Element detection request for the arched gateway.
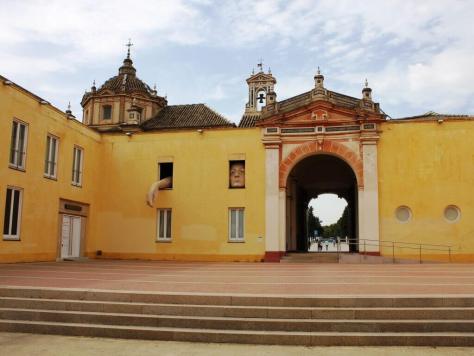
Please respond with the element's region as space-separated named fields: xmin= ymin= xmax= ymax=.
xmin=256 ymin=70 xmax=385 ymax=261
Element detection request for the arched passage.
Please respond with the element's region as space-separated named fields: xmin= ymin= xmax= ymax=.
xmin=285 ymin=153 xmax=359 ymax=252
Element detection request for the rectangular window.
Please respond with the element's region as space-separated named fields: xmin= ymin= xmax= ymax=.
xmin=72 ymin=146 xmax=83 ymax=186
xmin=44 ymin=135 xmax=59 ymax=179
xmin=229 ymin=208 xmax=244 ymax=241
xmin=159 ymin=162 xmax=173 ymax=188
xmin=3 ymin=187 xmax=23 ymax=240
xmin=229 ymin=160 xmax=245 ymax=188
xmin=9 ymin=120 xmax=28 ymax=170
xmin=102 ymin=105 xmax=112 ymax=120
xmin=157 ymin=209 xmax=172 ymax=241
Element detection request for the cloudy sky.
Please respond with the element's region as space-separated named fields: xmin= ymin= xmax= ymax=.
xmin=2 ymin=0 xmax=473 ymax=224
xmin=2 ymin=0 xmax=473 ymax=122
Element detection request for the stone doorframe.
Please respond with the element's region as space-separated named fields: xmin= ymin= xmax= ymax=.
xmin=264 ymin=138 xmax=380 ymax=262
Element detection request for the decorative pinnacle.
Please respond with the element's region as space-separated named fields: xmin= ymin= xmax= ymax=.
xmin=257 ymin=58 xmax=263 ymax=72
xmin=92 ymin=80 xmax=96 ymax=87
xmin=317 ymin=66 xmax=321 ymax=75
xmin=365 ymin=78 xmax=368 ymax=88
xmin=66 ymin=101 xmax=71 ymax=113
xmin=153 ymin=83 xmax=157 ymax=91
xmin=268 ymin=67 xmax=271 ymax=74
xmin=125 ymin=38 xmax=133 ymax=59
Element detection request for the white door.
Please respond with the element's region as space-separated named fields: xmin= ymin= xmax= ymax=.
xmin=61 ymin=215 xmax=81 ymax=258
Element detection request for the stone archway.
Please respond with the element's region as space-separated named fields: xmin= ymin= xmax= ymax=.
xmin=284 ymin=153 xmax=359 ymax=253
xmin=279 ymin=140 xmax=364 ymax=190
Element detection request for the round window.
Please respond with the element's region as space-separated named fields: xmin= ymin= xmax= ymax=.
xmin=395 ymin=206 xmax=412 ymax=223
xmin=444 ymin=205 xmax=460 ymax=223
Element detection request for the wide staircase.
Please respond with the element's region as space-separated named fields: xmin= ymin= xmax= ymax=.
xmin=0 ymin=286 xmax=473 ymax=346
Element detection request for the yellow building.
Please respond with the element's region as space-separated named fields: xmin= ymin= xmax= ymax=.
xmin=1 ymin=52 xmax=473 ymax=263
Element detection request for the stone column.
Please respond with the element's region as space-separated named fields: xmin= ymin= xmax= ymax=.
xmin=358 ymin=138 xmax=380 ymax=254
xmin=264 ymin=144 xmax=281 ymax=261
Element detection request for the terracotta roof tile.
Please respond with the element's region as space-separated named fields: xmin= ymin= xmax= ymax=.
xmin=142 ymin=104 xmax=234 ymax=130
xmin=238 ymin=114 xmax=261 ymax=128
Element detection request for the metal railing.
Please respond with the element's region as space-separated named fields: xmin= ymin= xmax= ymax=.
xmin=311 ymin=238 xmax=453 ymax=263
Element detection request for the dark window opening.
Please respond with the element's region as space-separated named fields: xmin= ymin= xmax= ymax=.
xmin=159 ymin=162 xmax=173 ymax=188
xmin=3 ymin=189 xmax=12 ymax=235
xmin=102 ymin=105 xmax=112 ymax=120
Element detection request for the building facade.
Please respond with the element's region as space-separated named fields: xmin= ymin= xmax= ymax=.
xmin=1 ymin=52 xmax=473 ymax=263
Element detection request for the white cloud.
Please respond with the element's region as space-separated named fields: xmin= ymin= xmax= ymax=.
xmin=0 ymin=0 xmax=473 ymax=118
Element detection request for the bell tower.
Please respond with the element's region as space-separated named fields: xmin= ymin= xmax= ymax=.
xmin=244 ymin=60 xmax=277 ymax=114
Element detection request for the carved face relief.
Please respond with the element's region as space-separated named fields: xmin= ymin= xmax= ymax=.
xmin=229 ymin=162 xmax=245 ymax=188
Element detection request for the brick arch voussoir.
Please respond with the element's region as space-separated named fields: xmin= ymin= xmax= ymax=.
xmin=279 ymin=141 xmax=363 ymax=189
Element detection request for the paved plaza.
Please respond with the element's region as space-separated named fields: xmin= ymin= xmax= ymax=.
xmin=1 ymin=259 xmax=474 ymax=296
xmin=1 ymin=332 xmax=473 ymax=356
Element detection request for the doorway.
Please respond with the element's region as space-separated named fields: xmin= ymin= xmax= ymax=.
xmin=60 ymin=215 xmax=82 ymax=259
xmin=286 ymin=154 xmax=358 ymax=252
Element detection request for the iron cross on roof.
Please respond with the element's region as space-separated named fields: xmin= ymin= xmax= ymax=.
xmin=125 ymin=39 xmax=133 ymax=59
xmin=257 ymin=92 xmax=265 ymax=103
xmin=257 ymin=58 xmax=263 ymax=72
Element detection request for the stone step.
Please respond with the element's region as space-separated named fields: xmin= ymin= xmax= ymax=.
xmin=1 ymin=319 xmax=473 ymax=346
xmin=2 ymin=287 xmax=473 ymax=307
xmin=281 ymin=253 xmax=339 ymax=263
xmin=1 ymin=308 xmax=473 ymax=333
xmin=2 ymin=297 xmax=474 ymax=320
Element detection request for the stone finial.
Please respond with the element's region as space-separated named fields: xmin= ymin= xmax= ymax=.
xmin=66 ymin=101 xmax=72 ymax=114
xmin=91 ymin=80 xmax=96 ymax=92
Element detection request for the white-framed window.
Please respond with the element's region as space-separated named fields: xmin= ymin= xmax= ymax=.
xmin=9 ymin=120 xmax=28 ymax=170
xmin=3 ymin=187 xmax=23 ymax=241
xmin=72 ymin=146 xmax=83 ymax=187
xmin=229 ymin=208 xmax=244 ymax=241
xmin=157 ymin=209 xmax=172 ymax=241
xmin=44 ymin=134 xmax=59 ymax=179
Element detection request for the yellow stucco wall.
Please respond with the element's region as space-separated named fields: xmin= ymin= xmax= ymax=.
xmin=378 ymin=119 xmax=474 ymax=262
xmin=89 ymin=128 xmax=266 ymax=261
xmin=0 ymin=82 xmax=103 ymax=262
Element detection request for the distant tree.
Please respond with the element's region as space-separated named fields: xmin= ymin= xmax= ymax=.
xmin=321 ymin=205 xmax=349 ymax=239
xmin=307 ymin=206 xmax=323 ymax=237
